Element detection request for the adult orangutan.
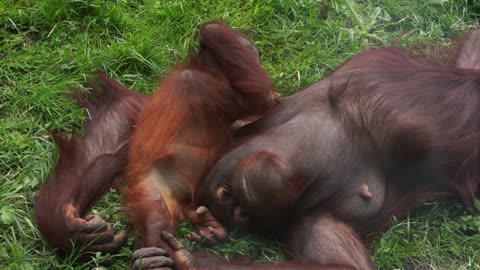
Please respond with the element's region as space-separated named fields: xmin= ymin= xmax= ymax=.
xmin=144 ymin=29 xmax=480 ymax=270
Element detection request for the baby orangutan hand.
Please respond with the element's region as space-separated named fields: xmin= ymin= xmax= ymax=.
xmin=186 ymin=206 xmax=227 ymax=247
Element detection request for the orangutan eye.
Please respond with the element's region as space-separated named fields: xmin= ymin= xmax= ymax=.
xmin=234 ymin=206 xmax=249 ymax=221
xmin=216 ymin=186 xmax=231 ymax=201
xmin=239 ymin=207 xmax=248 ymax=216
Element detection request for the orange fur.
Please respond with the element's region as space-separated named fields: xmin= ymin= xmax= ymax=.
xmin=121 ymin=21 xmax=277 ymax=249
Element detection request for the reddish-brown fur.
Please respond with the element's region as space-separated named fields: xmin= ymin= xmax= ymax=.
xmin=156 ymin=29 xmax=480 ymax=270
xmin=35 ymin=73 xmax=147 ymax=255
xmin=121 ymin=21 xmax=276 ymax=256
xmin=456 ymin=29 xmax=480 ymax=70
xmin=34 ymin=21 xmax=276 ymax=261
xmin=35 ymin=25 xmax=480 ymax=270
xmin=316 ymin=45 xmax=480 ymax=237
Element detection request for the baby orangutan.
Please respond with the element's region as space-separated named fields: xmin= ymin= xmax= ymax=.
xmin=122 ymin=21 xmax=277 ymax=269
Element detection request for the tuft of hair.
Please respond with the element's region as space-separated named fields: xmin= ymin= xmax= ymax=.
xmin=456 ymin=29 xmax=480 ymax=70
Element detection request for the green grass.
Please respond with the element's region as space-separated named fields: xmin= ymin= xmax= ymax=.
xmin=1 ymin=0 xmax=479 ymax=269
